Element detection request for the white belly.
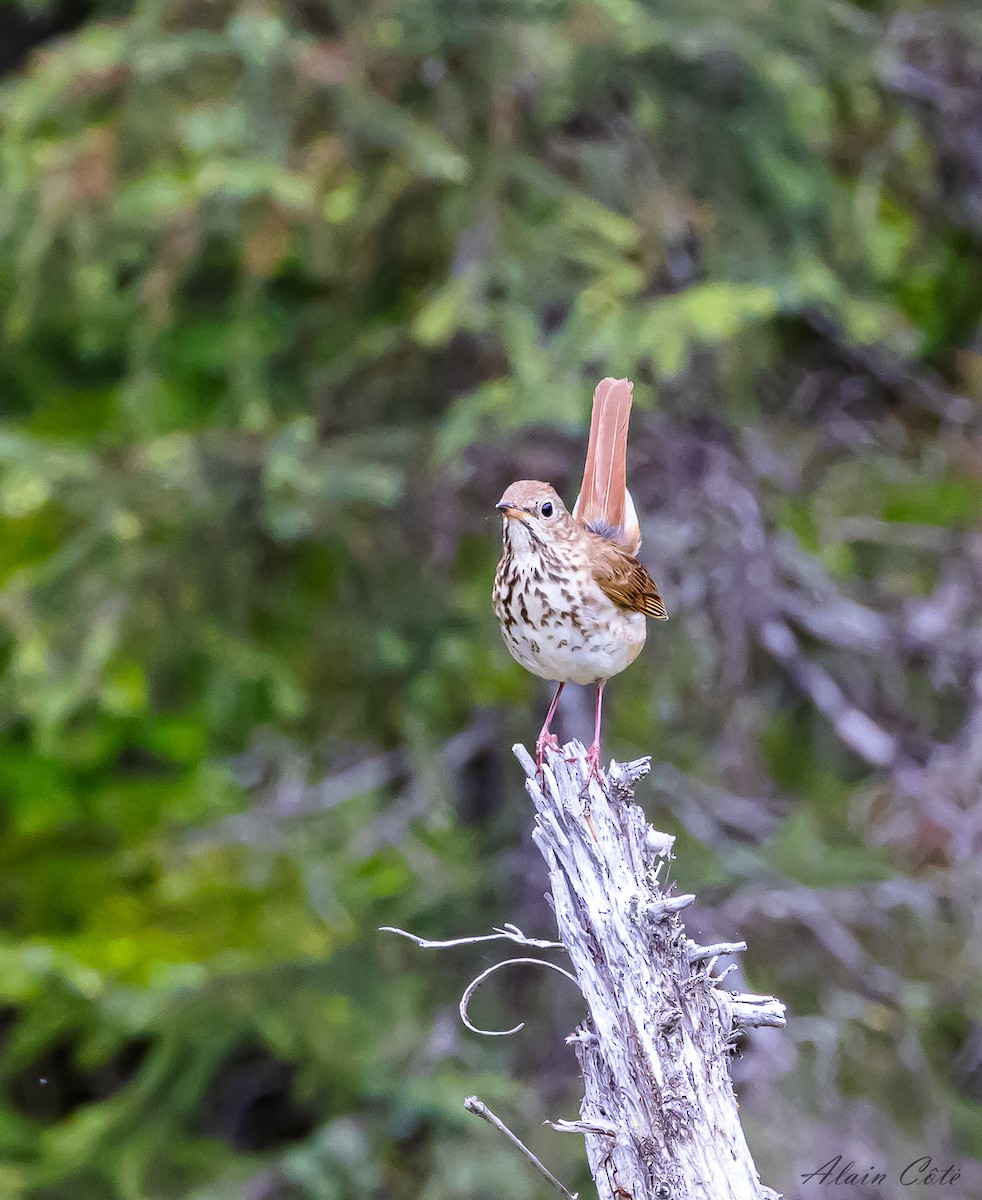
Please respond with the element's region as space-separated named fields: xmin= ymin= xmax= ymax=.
xmin=496 ymin=572 xmax=647 ymax=686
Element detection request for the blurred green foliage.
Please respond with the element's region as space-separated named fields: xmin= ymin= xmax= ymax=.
xmin=0 ymin=0 xmax=981 ymax=1197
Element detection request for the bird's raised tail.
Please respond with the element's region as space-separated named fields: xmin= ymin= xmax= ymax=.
xmin=572 ymin=377 xmax=642 ymax=554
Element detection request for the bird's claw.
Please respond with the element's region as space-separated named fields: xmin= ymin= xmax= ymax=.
xmin=578 ymin=742 xmax=604 ymax=796
xmin=536 ymin=731 xmax=560 ymax=774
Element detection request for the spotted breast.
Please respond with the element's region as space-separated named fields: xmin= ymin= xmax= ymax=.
xmin=492 ymin=488 xmax=649 ymax=688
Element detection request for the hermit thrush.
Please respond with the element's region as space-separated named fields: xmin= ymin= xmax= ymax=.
xmin=492 ymin=377 xmax=668 ymax=778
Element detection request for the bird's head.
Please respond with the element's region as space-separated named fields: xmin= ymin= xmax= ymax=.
xmin=496 ymin=481 xmax=573 ymax=550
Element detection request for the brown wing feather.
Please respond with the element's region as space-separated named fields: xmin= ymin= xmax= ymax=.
xmin=591 ymin=540 xmax=669 ymax=620
xmin=573 ymin=377 xmax=631 ymax=540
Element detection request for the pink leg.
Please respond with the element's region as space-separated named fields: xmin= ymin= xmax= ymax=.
xmin=536 ymin=682 xmax=565 ymax=771
xmin=584 ymin=680 xmax=606 ymax=782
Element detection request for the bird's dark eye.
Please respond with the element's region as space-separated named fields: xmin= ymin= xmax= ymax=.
xmin=541 ymin=502 xmax=554 ymax=518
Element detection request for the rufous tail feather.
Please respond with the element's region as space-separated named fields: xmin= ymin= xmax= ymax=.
xmin=572 ymin=377 xmax=642 ymax=554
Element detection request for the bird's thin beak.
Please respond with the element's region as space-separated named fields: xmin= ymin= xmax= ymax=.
xmin=496 ymin=503 xmax=525 ymax=520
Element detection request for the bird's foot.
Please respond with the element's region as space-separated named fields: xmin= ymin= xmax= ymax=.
xmin=535 ymin=731 xmax=560 ymax=774
xmin=579 ymin=744 xmax=604 ymax=841
xmin=580 ymin=741 xmax=605 ymax=794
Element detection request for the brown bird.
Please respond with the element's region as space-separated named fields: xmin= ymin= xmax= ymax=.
xmin=492 ymin=377 xmax=668 ymax=779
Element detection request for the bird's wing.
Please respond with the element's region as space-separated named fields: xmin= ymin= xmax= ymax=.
xmin=591 ymin=540 xmax=668 ymax=620
xmin=572 ymin=377 xmax=642 ymax=554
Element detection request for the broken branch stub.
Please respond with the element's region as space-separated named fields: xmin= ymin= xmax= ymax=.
xmin=519 ymin=739 xmax=784 ymax=1200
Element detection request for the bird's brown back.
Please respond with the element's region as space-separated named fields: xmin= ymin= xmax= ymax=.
xmin=587 ymin=530 xmax=668 ymax=620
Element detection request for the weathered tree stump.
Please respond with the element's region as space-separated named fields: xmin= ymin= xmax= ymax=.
xmin=385 ymin=738 xmax=785 ymax=1200
xmin=519 ymin=740 xmax=784 ymax=1200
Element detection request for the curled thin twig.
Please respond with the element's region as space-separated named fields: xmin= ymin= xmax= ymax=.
xmin=460 ymin=956 xmax=581 ymax=1036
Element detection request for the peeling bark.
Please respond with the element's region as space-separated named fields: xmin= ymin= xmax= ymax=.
xmin=385 ymin=737 xmax=785 ymax=1199
xmin=520 ymin=740 xmax=784 ymax=1200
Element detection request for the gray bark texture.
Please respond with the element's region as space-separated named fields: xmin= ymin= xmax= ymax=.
xmin=519 ymin=738 xmax=785 ymax=1200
